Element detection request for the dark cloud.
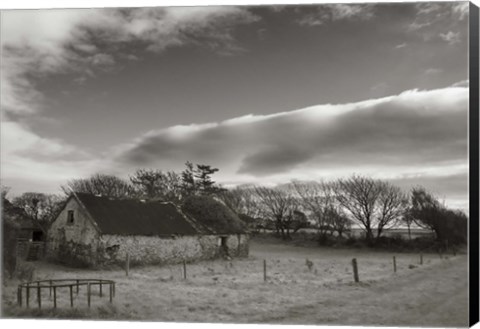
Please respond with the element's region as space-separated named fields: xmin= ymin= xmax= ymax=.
xmin=238 ymin=146 xmax=312 ymax=175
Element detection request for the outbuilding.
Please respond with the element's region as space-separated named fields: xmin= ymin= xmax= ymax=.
xmin=46 ymin=193 xmax=249 ymax=267
xmin=3 ymin=198 xmax=46 ymax=261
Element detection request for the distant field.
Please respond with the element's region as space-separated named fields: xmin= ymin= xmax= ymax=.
xmin=2 ymin=237 xmax=467 ymax=326
xmin=296 ymin=227 xmax=435 ymax=239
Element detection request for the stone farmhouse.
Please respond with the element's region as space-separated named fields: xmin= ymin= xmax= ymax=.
xmin=46 ymin=193 xmax=249 ymax=267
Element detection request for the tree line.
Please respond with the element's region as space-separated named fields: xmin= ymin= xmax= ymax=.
xmin=220 ymin=176 xmax=467 ymax=246
xmin=1 ymin=162 xmax=224 ymax=229
xmin=2 ymin=164 xmax=468 ymax=247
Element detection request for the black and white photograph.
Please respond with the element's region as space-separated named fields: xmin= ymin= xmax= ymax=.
xmin=1 ymin=0 xmax=478 ymax=327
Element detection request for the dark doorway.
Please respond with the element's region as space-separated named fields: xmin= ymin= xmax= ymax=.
xmin=32 ymin=231 xmax=43 ymax=241
xmin=220 ymin=236 xmax=228 ymax=257
xmin=220 ymin=236 xmax=227 ymax=247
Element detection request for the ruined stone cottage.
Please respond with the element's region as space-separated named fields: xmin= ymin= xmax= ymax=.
xmin=46 ymin=193 xmax=249 ymax=267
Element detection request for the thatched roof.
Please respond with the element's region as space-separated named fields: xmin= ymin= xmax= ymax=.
xmin=181 ymin=195 xmax=248 ymax=235
xmin=74 ymin=193 xmax=197 ymax=236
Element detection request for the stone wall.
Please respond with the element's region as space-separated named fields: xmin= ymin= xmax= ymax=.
xmin=96 ymin=234 xmax=249 ymax=266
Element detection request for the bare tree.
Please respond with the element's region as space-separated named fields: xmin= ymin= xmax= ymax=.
xmin=219 ymin=188 xmax=244 ymax=214
xmin=334 ymin=175 xmax=381 ymax=242
xmin=130 ymin=169 xmax=164 ymax=199
xmin=218 ymin=186 xmax=265 ymax=232
xmin=324 ymin=205 xmax=352 ymax=238
xmin=130 ymin=169 xmax=183 ymax=203
xmin=334 ymin=175 xmax=407 ymax=242
xmin=62 ymin=173 xmax=136 ymax=199
xmin=402 ymin=212 xmax=415 ymax=240
xmin=376 ymin=182 xmax=408 ymax=238
xmin=253 ymin=186 xmax=298 ymax=240
xmin=292 ymin=180 xmax=336 ymax=238
xmin=219 ymin=186 xmax=260 ymax=218
xmin=161 ymin=171 xmax=184 ymax=203
xmin=289 ymin=209 xmax=309 ymax=233
xmin=12 ymin=192 xmax=66 ymax=229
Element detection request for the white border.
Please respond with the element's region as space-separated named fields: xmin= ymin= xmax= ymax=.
xmin=1 ymin=1 xmax=478 ymax=329
xmin=0 ymin=0 xmax=479 ymax=10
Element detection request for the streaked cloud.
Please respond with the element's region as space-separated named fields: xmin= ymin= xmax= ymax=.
xmin=408 ymin=2 xmax=468 ymax=42
xmin=113 ymin=85 xmax=468 ymax=210
xmin=0 ymin=4 xmax=469 ymax=212
xmin=1 ymin=6 xmax=259 ymax=193
xmin=452 ymin=1 xmax=469 ymax=21
xmin=297 ymin=3 xmax=375 ymax=26
xmin=425 ymin=68 xmax=443 ymax=75
xmin=1 ymin=121 xmax=98 ymax=193
xmin=439 ymin=31 xmax=461 ymax=44
xmin=1 ymin=7 xmax=259 ymax=117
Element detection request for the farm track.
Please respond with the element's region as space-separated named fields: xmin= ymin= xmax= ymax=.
xmin=256 ymin=255 xmax=468 ymax=327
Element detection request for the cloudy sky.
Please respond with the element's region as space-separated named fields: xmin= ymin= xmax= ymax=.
xmin=0 ymin=1 xmax=470 ymax=211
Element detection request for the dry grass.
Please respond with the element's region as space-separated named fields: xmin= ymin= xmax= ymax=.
xmin=1 ymin=237 xmax=468 ymax=326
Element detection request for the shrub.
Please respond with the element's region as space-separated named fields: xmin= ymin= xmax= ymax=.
xmin=344 ymin=236 xmax=365 ymax=248
xmin=14 ymin=261 xmax=35 ymax=282
xmin=317 ymin=234 xmax=336 ymax=246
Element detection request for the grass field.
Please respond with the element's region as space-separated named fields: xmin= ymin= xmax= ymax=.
xmin=1 ymin=236 xmax=468 ymax=327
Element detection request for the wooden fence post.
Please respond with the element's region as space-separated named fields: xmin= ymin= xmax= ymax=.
xmin=37 ymin=285 xmax=41 ymax=309
xmin=87 ymin=283 xmax=91 ymax=308
xmin=70 ymin=285 xmax=74 ymax=308
xmin=126 ymin=254 xmax=130 ymax=277
xmin=99 ymin=282 xmax=103 ymax=297
xmin=76 ymin=279 xmax=79 ymax=294
xmin=420 ymin=254 xmax=423 ymax=265
xmin=26 ymin=284 xmax=30 ymax=308
xmin=352 ymin=258 xmax=359 ymax=283
xmin=393 ymin=256 xmax=397 ymax=273
xmin=263 ymin=259 xmax=267 ymax=282
xmin=53 ymin=286 xmax=57 ymax=309
xmin=109 ymin=283 xmax=113 ymax=303
xmin=183 ymin=260 xmax=187 ymax=280
xmin=49 ymin=280 xmax=52 ymax=297
xmin=17 ymin=286 xmax=22 ymax=307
